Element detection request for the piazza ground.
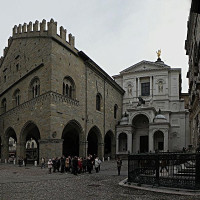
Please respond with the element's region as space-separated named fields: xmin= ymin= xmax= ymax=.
xmin=0 ymin=160 xmax=199 ymax=200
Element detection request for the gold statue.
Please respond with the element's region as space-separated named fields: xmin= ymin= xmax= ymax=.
xmin=156 ymin=49 xmax=161 ymax=58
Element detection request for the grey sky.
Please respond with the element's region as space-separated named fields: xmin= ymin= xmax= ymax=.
xmin=0 ymin=0 xmax=191 ymax=92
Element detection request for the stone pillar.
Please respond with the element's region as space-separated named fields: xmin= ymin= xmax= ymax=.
xmin=116 ymin=133 xmax=119 ymax=154
xmin=149 ymin=130 xmax=154 ymax=152
xmin=38 ymin=139 xmax=63 ymax=163
xmin=127 ymin=132 xmax=132 ymax=153
xmin=111 ymin=139 xmax=116 ymax=159
xmin=79 ymin=140 xmax=87 ymax=158
xmin=164 ymin=130 xmax=169 ymax=152
xmin=1 ymin=139 xmax=9 ymax=162
xmin=16 ymin=142 xmax=26 ymax=161
xmin=150 ymin=76 xmax=153 ymax=96
xmin=98 ymin=143 xmax=104 ymax=160
xmin=138 ymin=77 xmax=140 ymax=97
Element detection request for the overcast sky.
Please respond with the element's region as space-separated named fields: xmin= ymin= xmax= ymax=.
xmin=0 ymin=0 xmax=191 ymax=92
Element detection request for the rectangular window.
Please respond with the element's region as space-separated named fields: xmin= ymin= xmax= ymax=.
xmin=16 ymin=64 xmax=19 ymax=71
xmin=141 ymin=82 xmax=150 ymax=96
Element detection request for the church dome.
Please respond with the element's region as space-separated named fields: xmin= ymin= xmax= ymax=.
xmin=155 ymin=114 xmax=166 ymax=120
xmin=120 ymin=113 xmax=129 ymax=125
xmin=154 ymin=114 xmax=167 ymax=123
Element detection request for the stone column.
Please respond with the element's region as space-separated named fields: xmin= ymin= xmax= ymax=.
xmin=138 ymin=78 xmax=140 ymax=97
xmin=1 ymin=138 xmax=9 ymax=162
xmin=16 ymin=142 xmax=26 ymax=161
xmin=38 ymin=139 xmax=63 ymax=163
xmin=116 ymin=133 xmax=119 ymax=154
xmin=164 ymin=130 xmax=169 ymax=152
xmin=127 ymin=132 xmax=132 ymax=153
xmin=98 ymin=143 xmax=104 ymax=160
xmin=79 ymin=140 xmax=87 ymax=158
xmin=148 ymin=130 xmax=154 ymax=152
xmin=150 ymin=76 xmax=153 ymax=96
xmin=111 ymin=137 xmax=116 ymax=159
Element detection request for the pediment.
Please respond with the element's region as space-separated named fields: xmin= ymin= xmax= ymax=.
xmin=120 ymin=60 xmax=170 ymax=74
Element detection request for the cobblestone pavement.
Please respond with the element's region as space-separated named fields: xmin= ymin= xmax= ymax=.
xmin=0 ymin=160 xmax=199 ymax=200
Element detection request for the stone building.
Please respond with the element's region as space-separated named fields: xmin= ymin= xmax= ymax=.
xmin=185 ymin=0 xmax=200 ymax=150
xmin=113 ymin=57 xmax=190 ymax=155
xmin=0 ymin=19 xmax=124 ymax=162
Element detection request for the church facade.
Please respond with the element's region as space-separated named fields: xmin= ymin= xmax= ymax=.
xmin=0 ymin=19 xmax=124 ymax=162
xmin=113 ymin=58 xmax=190 ymax=155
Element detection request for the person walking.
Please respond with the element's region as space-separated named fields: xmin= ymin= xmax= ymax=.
xmin=41 ymin=157 xmax=45 ymax=169
xmin=94 ymin=157 xmax=100 ymax=173
xmin=87 ymin=156 xmax=93 ymax=174
xmin=60 ymin=157 xmax=65 ymax=173
xmin=117 ymin=157 xmax=122 ymax=176
xmin=24 ymin=157 xmax=27 ymax=167
xmin=47 ymin=159 xmax=53 ymax=174
xmin=65 ymin=157 xmax=70 ymax=173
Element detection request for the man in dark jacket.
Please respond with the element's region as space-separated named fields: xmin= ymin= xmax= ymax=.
xmin=73 ymin=156 xmax=78 ymax=175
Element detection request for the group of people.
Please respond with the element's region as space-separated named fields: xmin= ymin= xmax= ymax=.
xmin=45 ymin=155 xmax=102 ymax=175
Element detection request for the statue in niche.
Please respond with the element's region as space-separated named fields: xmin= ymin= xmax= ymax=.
xmin=158 ymin=81 xmax=163 ymax=93
xmin=127 ymin=84 xmax=132 ymax=96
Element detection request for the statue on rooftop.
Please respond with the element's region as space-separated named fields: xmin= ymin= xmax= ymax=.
xmin=156 ymin=49 xmax=161 ymax=58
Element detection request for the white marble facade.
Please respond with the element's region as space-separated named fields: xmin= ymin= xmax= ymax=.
xmin=113 ymin=59 xmax=190 ymax=154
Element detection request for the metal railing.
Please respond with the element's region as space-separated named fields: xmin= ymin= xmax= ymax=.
xmin=128 ymin=152 xmax=200 ymax=190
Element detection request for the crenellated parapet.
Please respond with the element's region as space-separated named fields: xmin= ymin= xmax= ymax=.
xmin=12 ymin=18 xmax=75 ymax=46
xmin=0 ymin=19 xmax=76 ymax=67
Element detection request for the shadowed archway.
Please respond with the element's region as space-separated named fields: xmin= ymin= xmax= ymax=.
xmin=87 ymin=126 xmax=102 ymax=157
xmin=4 ymin=127 xmax=17 ymax=161
xmin=62 ymin=120 xmax=83 ymax=157
xmin=104 ymin=130 xmax=115 ymax=159
xmin=132 ymin=114 xmax=149 ymax=153
xmin=154 ymin=131 xmax=164 ymax=151
xmin=20 ymin=121 xmax=40 ymax=164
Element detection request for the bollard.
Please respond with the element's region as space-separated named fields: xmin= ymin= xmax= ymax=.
xmin=102 ymin=157 xmax=104 ymax=162
xmin=5 ymin=159 xmax=7 ymax=164
xmin=13 ymin=159 xmax=16 ymax=165
xmin=34 ymin=161 xmax=37 ymax=167
xmin=23 ymin=161 xmax=25 ymax=166
xmin=108 ymin=157 xmax=110 ymax=161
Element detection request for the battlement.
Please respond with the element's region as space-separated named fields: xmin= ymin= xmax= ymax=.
xmin=0 ymin=19 xmax=76 ymax=67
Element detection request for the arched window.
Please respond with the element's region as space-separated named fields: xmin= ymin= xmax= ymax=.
xmin=114 ymin=104 xmax=118 ymax=119
xmin=63 ymin=76 xmax=75 ymax=99
xmin=29 ymin=78 xmax=40 ymax=99
xmin=118 ymin=132 xmax=127 ymax=152
xmin=13 ymin=89 xmax=20 ymax=107
xmin=96 ymin=93 xmax=101 ymax=111
xmin=1 ymin=98 xmax=6 ymax=113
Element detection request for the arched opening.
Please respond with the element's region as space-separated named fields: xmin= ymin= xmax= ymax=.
xmin=154 ymin=131 xmax=164 ymax=152
xmin=28 ymin=77 xmax=40 ymax=100
xmin=132 ymin=114 xmax=149 ymax=153
xmin=104 ymin=131 xmax=115 ymax=159
xmin=114 ymin=104 xmax=118 ymax=119
xmin=1 ymin=98 xmax=6 ymax=114
xmin=63 ymin=76 xmax=76 ymax=99
xmin=62 ymin=120 xmax=82 ymax=157
xmin=87 ymin=126 xmax=102 ymax=156
xmin=118 ymin=132 xmax=127 ymax=152
xmin=5 ymin=128 xmax=17 ymax=162
xmin=13 ymin=89 xmax=20 ymax=107
xmin=96 ymin=93 xmax=102 ymax=111
xmin=21 ymin=122 xmax=40 ymax=164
